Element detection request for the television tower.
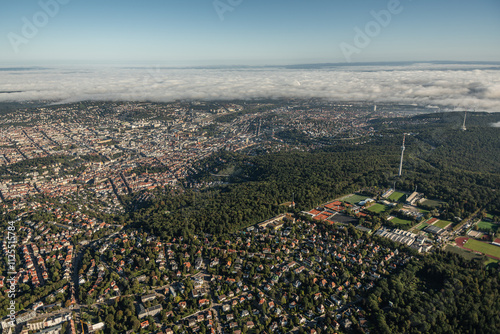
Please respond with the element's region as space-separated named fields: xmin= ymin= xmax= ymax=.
xmin=461 ymin=110 xmax=467 ymax=131
xmin=398 ymin=134 xmax=406 ymax=177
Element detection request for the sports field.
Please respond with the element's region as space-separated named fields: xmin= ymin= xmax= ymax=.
xmin=477 ymin=221 xmax=499 ymax=232
xmin=434 ymin=220 xmax=453 ymax=229
xmin=366 ymin=203 xmax=389 ymax=213
xmin=343 ymin=194 xmax=368 ymax=205
xmin=464 ymin=239 xmax=500 ymax=259
xmin=388 ymin=191 xmax=405 ymax=202
xmin=390 ymin=217 xmax=413 ymax=226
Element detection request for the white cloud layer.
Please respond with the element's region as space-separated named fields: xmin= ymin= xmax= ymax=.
xmin=0 ymin=63 xmax=499 ymax=111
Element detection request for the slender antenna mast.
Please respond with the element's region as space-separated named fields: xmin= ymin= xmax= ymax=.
xmin=398 ymin=134 xmax=406 ymax=177
xmin=461 ymin=110 xmax=467 ymax=131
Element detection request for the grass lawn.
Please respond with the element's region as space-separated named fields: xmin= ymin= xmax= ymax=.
xmin=464 ymin=239 xmax=500 ymax=258
xmin=390 ymin=217 xmax=413 ymax=226
xmin=420 ymin=199 xmax=443 ymax=208
xmin=388 ymin=191 xmax=405 ymax=202
xmin=343 ymin=194 xmax=369 ymax=205
xmin=477 ymin=220 xmax=499 ymax=232
xmin=434 ymin=220 xmax=453 ymax=229
xmin=444 ymin=245 xmax=482 ymax=261
xmin=366 ymin=203 xmax=389 ymax=213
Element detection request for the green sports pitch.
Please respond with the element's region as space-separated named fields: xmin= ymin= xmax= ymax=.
xmin=388 ymin=191 xmax=405 ymax=202
xmin=343 ymin=194 xmax=369 ymax=205
xmin=477 ymin=221 xmax=499 ymax=232
xmin=433 ymin=220 xmax=453 ymax=229
xmin=366 ymin=203 xmax=389 ymax=213
xmin=464 ymin=239 xmax=500 ymax=259
xmin=389 ymin=217 xmax=413 ymax=226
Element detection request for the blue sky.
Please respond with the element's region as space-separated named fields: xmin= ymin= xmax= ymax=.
xmin=1 ymin=0 xmax=499 ymax=65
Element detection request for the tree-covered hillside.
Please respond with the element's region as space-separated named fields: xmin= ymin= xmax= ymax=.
xmin=366 ymin=251 xmax=500 ymax=334
xmin=128 ymin=112 xmax=500 ymax=238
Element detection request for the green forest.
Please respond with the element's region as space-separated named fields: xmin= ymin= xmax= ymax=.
xmin=126 ymin=146 xmax=399 ymax=238
xmin=127 ymin=112 xmax=500 ymax=238
xmin=365 ymin=251 xmax=499 ymax=333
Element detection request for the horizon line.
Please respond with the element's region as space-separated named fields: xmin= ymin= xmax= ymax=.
xmin=1 ymin=60 xmax=500 ymax=70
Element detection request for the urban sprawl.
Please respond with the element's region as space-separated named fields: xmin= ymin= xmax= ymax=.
xmin=0 ymin=101 xmax=498 ymax=334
